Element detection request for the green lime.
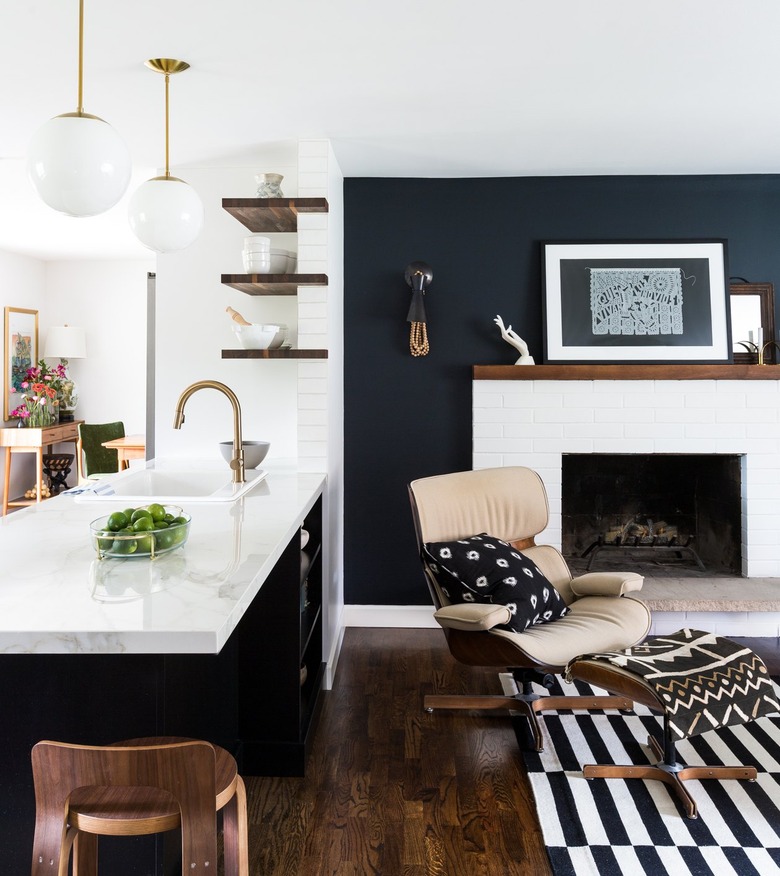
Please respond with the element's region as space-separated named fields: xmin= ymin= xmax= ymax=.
xmin=135 ymin=534 xmax=154 ymax=554
xmin=154 ymin=520 xmax=169 ymax=529
xmin=106 ymin=511 xmax=129 ymax=532
xmin=155 ymin=530 xmax=175 ymax=550
xmin=111 ymin=538 xmax=138 ymax=555
xmin=172 ymin=516 xmax=188 ymax=526
xmin=130 ymin=508 xmax=152 ymax=524
xmin=95 ymin=530 xmax=114 ymax=550
xmin=147 ymin=503 xmax=167 ymax=522
xmin=123 ymin=508 xmax=137 ymax=521
xmin=163 ymin=513 xmax=175 ymax=524
xmin=169 ymin=525 xmax=187 ymax=546
xmin=132 ymin=517 xmax=154 ymax=532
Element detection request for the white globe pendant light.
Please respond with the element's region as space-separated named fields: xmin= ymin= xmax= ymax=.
xmin=128 ymin=59 xmax=203 ymax=253
xmin=27 ymin=0 xmax=131 ymax=217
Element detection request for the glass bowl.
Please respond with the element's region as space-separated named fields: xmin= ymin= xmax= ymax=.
xmin=90 ymin=504 xmax=191 ymax=560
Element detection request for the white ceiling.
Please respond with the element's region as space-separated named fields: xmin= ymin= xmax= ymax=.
xmin=2 ymin=0 xmax=780 ymax=261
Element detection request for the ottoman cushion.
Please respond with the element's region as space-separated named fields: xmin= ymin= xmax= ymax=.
xmin=567 ymin=628 xmax=779 ymax=741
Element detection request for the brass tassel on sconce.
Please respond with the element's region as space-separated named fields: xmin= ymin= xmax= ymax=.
xmin=405 ymin=261 xmax=433 ymax=357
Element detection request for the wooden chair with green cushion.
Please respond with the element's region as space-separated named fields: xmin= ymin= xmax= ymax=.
xmin=76 ymin=421 xmax=125 ymax=482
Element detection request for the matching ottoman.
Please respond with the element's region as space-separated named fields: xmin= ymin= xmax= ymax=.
xmin=567 ymin=628 xmax=779 ymax=818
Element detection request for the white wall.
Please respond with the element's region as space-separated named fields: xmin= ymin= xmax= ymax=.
xmin=0 ymin=250 xmax=46 ymax=499
xmin=43 ymin=260 xmax=152 ymax=434
xmin=0 ymin=251 xmax=151 ymax=500
xmin=154 ymin=162 xmax=301 ymax=463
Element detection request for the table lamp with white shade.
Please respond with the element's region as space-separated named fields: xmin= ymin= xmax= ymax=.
xmin=44 ymin=326 xmax=87 ymax=422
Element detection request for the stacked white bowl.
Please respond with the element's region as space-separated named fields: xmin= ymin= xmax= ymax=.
xmin=269 ymin=248 xmax=288 ymax=273
xmin=243 ymin=235 xmax=271 ymax=274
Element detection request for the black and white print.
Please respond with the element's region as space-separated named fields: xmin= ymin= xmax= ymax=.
xmin=422 ymin=532 xmax=569 ymax=633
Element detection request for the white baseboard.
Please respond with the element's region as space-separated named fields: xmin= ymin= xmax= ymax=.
xmin=338 ymin=605 xmax=780 ymax=637
xmin=342 ymin=605 xmax=438 ymax=628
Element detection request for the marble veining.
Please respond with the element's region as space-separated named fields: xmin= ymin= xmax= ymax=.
xmin=0 ymin=460 xmax=324 ymax=654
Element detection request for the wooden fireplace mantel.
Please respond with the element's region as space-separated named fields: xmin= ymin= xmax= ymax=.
xmin=473 ymin=364 xmax=780 ymax=381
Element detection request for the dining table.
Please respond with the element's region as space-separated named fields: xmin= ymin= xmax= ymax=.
xmin=101 ymin=433 xmax=146 ymax=469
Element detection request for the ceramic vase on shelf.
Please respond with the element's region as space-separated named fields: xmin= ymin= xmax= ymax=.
xmin=255 ymin=173 xmax=284 ymax=198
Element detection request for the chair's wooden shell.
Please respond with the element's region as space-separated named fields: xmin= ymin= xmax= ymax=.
xmin=30 ymin=737 xmax=248 ymax=876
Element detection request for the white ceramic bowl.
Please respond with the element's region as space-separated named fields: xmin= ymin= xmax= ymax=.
xmin=244 ymin=234 xmax=270 ymax=249
xmin=232 ymin=324 xmax=280 ymax=349
xmin=267 ymin=324 xmax=287 ymax=349
xmin=269 ymin=249 xmax=288 ymax=273
xmin=219 ymin=440 xmax=270 ymax=469
xmin=242 ymin=251 xmax=271 ymax=273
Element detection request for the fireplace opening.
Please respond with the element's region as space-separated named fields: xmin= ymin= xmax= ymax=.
xmin=561 ymin=454 xmax=742 ymax=576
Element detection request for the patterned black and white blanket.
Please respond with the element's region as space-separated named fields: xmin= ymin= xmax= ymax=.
xmin=567 ymin=628 xmax=780 ymax=740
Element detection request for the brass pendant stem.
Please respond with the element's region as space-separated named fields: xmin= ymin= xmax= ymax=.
xmin=77 ymin=0 xmax=85 ymax=114
xmin=143 ymin=59 xmax=190 ymax=180
xmin=164 ymin=72 xmax=170 ymax=178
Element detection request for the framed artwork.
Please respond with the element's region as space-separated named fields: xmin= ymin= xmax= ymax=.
xmin=4 ymin=307 xmax=38 ymax=419
xmin=729 ymin=282 xmax=776 ymax=364
xmin=542 ymin=240 xmax=731 ymax=364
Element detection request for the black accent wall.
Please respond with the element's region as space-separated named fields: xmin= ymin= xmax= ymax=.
xmin=344 ymin=174 xmax=780 ymax=606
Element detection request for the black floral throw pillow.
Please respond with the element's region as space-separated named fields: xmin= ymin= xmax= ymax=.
xmin=422 ymin=533 xmax=569 ymax=633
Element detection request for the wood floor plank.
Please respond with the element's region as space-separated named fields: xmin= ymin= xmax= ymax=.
xmin=240 ymin=629 xmax=780 ymax=874
xmin=242 ymin=628 xmax=554 ymax=875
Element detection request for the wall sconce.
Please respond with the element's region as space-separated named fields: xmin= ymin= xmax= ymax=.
xmin=405 ymin=261 xmax=433 ymax=357
xmin=128 ymin=58 xmax=204 ymax=253
xmin=27 ymin=0 xmax=131 ymax=217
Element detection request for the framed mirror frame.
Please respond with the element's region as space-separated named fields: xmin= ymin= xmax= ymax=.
xmin=729 ymin=282 xmax=776 ymax=364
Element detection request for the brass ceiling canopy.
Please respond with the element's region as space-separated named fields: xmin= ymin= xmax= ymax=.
xmin=144 ymin=58 xmax=191 ymax=76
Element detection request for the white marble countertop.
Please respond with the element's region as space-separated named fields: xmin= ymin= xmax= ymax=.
xmin=0 ymin=459 xmax=325 ymax=655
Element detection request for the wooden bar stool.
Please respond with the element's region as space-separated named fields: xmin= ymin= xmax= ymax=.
xmin=31 ymin=736 xmax=249 ymax=875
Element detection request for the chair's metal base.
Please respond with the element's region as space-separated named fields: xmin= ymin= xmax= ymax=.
xmin=424 ymin=670 xmax=632 ymax=752
xmin=583 ymin=726 xmax=757 ymax=819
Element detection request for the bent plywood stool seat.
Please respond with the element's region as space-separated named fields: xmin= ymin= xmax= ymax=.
xmin=567 ymin=628 xmax=780 ymax=819
xmin=31 ymin=736 xmax=249 ymax=875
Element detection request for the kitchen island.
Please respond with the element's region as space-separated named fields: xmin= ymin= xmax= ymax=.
xmin=0 ymin=459 xmax=326 ymax=873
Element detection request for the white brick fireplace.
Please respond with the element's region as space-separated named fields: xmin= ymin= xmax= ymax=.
xmin=472 ymin=365 xmax=780 ymax=635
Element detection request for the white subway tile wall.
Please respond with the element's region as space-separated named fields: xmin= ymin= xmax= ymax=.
xmin=473 ymin=378 xmax=780 ymax=577
xmin=296 ymin=141 xmax=331 ymax=472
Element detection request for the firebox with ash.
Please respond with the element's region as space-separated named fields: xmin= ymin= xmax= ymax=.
xmin=581 ymin=514 xmax=704 ymax=571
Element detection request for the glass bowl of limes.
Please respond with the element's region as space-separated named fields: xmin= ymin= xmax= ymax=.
xmin=90 ymin=503 xmax=191 ymax=560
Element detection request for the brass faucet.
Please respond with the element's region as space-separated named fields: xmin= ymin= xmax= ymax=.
xmin=173 ymin=380 xmax=245 ymax=483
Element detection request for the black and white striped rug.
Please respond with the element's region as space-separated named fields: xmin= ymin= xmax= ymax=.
xmin=513 ymin=677 xmax=780 ymax=876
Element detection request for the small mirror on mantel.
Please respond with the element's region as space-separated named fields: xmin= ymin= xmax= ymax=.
xmin=730 ymin=282 xmax=776 ymax=364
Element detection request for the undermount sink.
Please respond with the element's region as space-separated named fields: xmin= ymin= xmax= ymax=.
xmin=74 ymin=467 xmax=268 ymax=503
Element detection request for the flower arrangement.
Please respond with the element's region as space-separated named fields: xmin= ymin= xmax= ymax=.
xmin=9 ymin=360 xmax=69 ymax=427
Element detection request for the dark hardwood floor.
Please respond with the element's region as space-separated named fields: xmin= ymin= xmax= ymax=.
xmin=242 ymin=629 xmax=780 ymax=875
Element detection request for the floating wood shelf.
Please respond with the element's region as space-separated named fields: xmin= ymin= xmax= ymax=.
xmin=222 ymin=198 xmax=329 ymax=233
xmin=221 ymin=273 xmax=328 ymax=295
xmin=222 ymin=349 xmax=328 ymax=360
xmin=473 ymin=364 xmax=780 ymax=380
